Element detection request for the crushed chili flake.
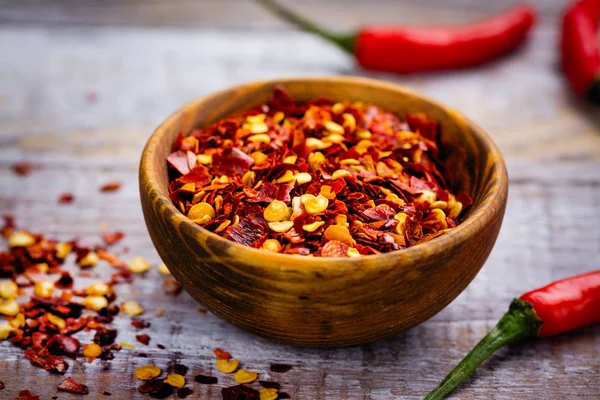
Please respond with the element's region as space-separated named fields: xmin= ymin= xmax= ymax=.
xmin=138 ymin=379 xmax=164 ymax=394
xmin=13 ymin=390 xmax=40 ymax=400
xmin=259 ymin=381 xmax=281 ymax=390
xmin=102 ymin=231 xmax=125 ymax=246
xmin=12 ymin=162 xmax=38 ymax=176
xmin=103 ymin=392 xmax=112 ymax=396
xmin=214 ymin=348 xmax=232 ymax=360
xmin=99 ymin=181 xmax=122 ymax=192
xmin=171 ymin=363 xmax=189 ymax=376
xmin=57 ymin=377 xmax=89 ymax=394
xmin=194 ymin=374 xmax=218 ymax=384
xmin=132 ymin=319 xmax=151 ymax=330
xmin=177 ymin=387 xmax=194 ymax=398
xmin=0 ymin=380 xmax=4 ymax=390
xmin=270 ymin=364 xmax=293 ymax=373
xmin=57 ymin=193 xmax=75 ymax=204
xmin=277 ymin=392 xmax=290 ymax=399
xmin=167 ymin=86 xmax=472 ymax=256
xmin=221 ymin=384 xmax=259 ymax=400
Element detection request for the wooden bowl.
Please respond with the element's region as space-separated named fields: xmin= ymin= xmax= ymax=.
xmin=139 ymin=77 xmax=508 ymax=347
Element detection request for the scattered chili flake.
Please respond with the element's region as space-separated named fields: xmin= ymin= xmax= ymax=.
xmin=138 ymin=379 xmax=164 ymax=394
xmin=171 ymin=363 xmax=188 ymax=376
xmin=136 ymin=334 xmax=151 ymax=346
xmin=0 ymin=380 xmax=4 ymax=390
xmin=12 ymin=162 xmax=37 ymax=176
xmin=194 ymin=374 xmax=218 ymax=384
xmin=177 ymin=387 xmax=194 ymax=399
xmin=259 ymin=381 xmax=281 ymax=390
xmin=93 ymin=328 xmax=117 ymax=346
xmin=163 ymin=277 xmax=182 ymax=296
xmin=103 ymin=392 xmax=112 ymax=396
xmin=57 ymin=377 xmax=89 ymax=394
xmin=24 ymin=347 xmax=69 ymax=373
xmin=270 ymin=364 xmax=292 ymax=373
xmin=102 ymin=231 xmax=125 ymax=246
xmin=221 ymin=385 xmax=259 ymax=400
xmin=132 ymin=319 xmax=151 ymax=329
xmin=149 ymin=384 xmax=175 ymax=399
xmin=167 ymin=86 xmax=472 ymax=256
xmin=13 ymin=390 xmax=40 ymax=400
xmin=57 ymin=193 xmax=75 ymax=204
xmin=213 ymin=348 xmax=232 ymax=360
xmin=157 ymin=344 xmax=165 ymax=350
xmin=99 ymin=181 xmax=122 ymax=192
xmin=277 ymin=392 xmax=290 ymax=399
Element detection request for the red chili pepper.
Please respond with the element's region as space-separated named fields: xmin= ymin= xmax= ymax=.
xmin=257 ymin=0 xmax=536 ymax=73
xmin=425 ymin=270 xmax=600 ymax=400
xmin=561 ymin=0 xmax=600 ymax=104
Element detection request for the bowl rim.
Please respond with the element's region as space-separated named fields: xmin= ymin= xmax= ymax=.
xmin=140 ymin=76 xmax=508 ymax=270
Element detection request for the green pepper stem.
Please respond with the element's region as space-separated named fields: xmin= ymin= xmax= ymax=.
xmin=256 ymin=0 xmax=355 ymax=54
xmin=424 ymin=299 xmax=542 ymax=400
xmin=587 ymin=75 xmax=600 ymax=105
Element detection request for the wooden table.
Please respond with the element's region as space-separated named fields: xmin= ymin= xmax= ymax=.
xmin=1 ymin=1 xmax=599 ymax=399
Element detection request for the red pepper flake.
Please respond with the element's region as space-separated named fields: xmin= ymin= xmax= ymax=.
xmin=138 ymin=379 xmax=164 ymax=394
xmin=259 ymin=381 xmax=281 ymax=390
xmin=278 ymin=392 xmax=291 ymax=399
xmin=13 ymin=390 xmax=40 ymax=400
xmin=149 ymin=384 xmax=174 ymax=399
xmin=131 ymin=319 xmax=151 ymax=329
xmin=93 ymin=328 xmax=117 ymax=346
xmin=194 ymin=374 xmax=218 ymax=384
xmin=135 ymin=334 xmax=150 ymax=346
xmin=177 ymin=387 xmax=194 ymax=399
xmin=57 ymin=193 xmax=75 ymax=204
xmin=102 ymin=231 xmax=125 ymax=246
xmin=57 ymin=377 xmax=89 ymax=394
xmin=99 ymin=181 xmax=122 ymax=192
xmin=167 ymin=86 xmax=472 ymax=256
xmin=221 ymin=385 xmax=259 ymax=400
xmin=1 ymin=215 xmax=15 ymax=238
xmin=54 ymin=272 xmax=74 ymax=289
xmin=24 ymin=347 xmax=69 ymax=374
xmin=163 ymin=277 xmax=182 ymax=296
xmin=0 ymin=381 xmax=4 ymax=390
xmin=157 ymin=344 xmax=165 ymax=350
xmin=171 ymin=363 xmax=188 ymax=376
xmin=102 ymin=392 xmax=112 ymax=396
xmin=270 ymin=363 xmax=293 ymax=373
xmin=12 ymin=162 xmax=38 ymax=176
xmin=46 ymin=335 xmax=80 ymax=357
xmin=213 ymin=348 xmax=232 ymax=360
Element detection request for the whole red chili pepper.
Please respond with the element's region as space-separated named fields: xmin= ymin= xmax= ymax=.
xmin=425 ymin=269 xmax=600 ymax=400
xmin=561 ymin=0 xmax=600 ymax=104
xmin=257 ymin=0 xmax=536 ymax=73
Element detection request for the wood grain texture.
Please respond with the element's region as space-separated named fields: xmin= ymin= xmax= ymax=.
xmin=0 ymin=0 xmax=599 ymax=398
xmin=140 ymin=77 xmax=508 ymax=346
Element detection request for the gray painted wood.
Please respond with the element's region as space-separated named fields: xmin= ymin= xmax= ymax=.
xmin=0 ymin=1 xmax=599 ymax=399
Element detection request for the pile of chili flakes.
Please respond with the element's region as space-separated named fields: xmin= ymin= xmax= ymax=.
xmin=0 ymin=216 xmax=293 ymax=399
xmin=167 ymin=86 xmax=472 ymax=257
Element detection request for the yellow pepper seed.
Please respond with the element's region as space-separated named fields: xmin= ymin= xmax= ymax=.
xmin=323 ymin=133 xmax=345 ymax=144
xmin=395 ymin=213 xmax=409 ymax=235
xmin=261 ymin=239 xmax=282 ymax=253
xmin=8 ymin=231 xmax=36 ymax=248
xmin=34 ymin=281 xmax=54 ymax=298
xmin=87 ymin=282 xmax=111 ymax=296
xmin=46 ymin=313 xmax=66 ymax=330
xmin=268 ymin=221 xmax=294 ymax=233
xmin=302 ymin=221 xmax=325 ymax=232
xmin=0 ymin=281 xmax=19 ymax=299
xmin=283 ymin=155 xmax=297 ymax=164
xmin=247 ymin=132 xmax=271 ymax=143
xmin=331 ymin=169 xmax=352 ymax=180
xmin=120 ymin=341 xmax=135 ymax=349
xmin=295 ymin=172 xmax=312 ymax=185
xmin=449 ymin=201 xmax=463 ymax=218
xmin=234 ymin=369 xmax=258 ymax=384
xmin=196 ymin=154 xmax=212 ymax=165
xmin=417 ymin=190 xmax=437 ymax=204
xmin=188 ymin=202 xmax=216 ymax=221
xmin=82 ymin=295 xmax=108 ymax=312
xmin=429 ymin=209 xmax=449 ymax=230
xmin=216 ymin=358 xmax=239 ymax=374
xmin=0 ymin=299 xmax=20 ymax=316
xmin=213 ymin=220 xmax=231 ymax=233
xmin=250 ymin=152 xmax=268 ymax=164
xmin=356 ymin=130 xmax=372 ymax=139
xmin=259 ymin=388 xmax=279 ymax=400
xmin=331 ymin=102 xmax=345 ymax=114
xmin=122 ymin=301 xmax=144 ymax=317
xmin=156 ymin=308 xmax=164 ymax=317
xmin=324 ymin=225 xmax=353 ymax=245
xmin=275 ymin=170 xmax=295 ymax=184
xmin=79 ymin=251 xmax=99 ymax=268
xmin=246 ymin=113 xmax=266 ymax=124
xmin=180 ymin=183 xmax=195 ymax=192
xmin=55 ymin=242 xmax=72 ymax=259
xmin=273 ymin=111 xmax=285 ymax=123
xmin=0 ymin=323 xmax=13 ymax=341
xmin=128 ymin=256 xmax=151 ymax=274
xmin=164 ymin=374 xmax=185 ymax=388
xmin=324 ymin=120 xmax=345 ymax=135
xmin=347 ymin=248 xmax=361 ymax=257
xmin=319 ymin=185 xmax=336 ymax=200
xmin=340 ymin=158 xmax=361 ymax=165
xmin=307 ymin=151 xmax=326 ymax=171
xmin=430 ymin=200 xmax=448 ymax=209
xmin=385 ymin=193 xmax=405 ymax=206
xmin=305 ymin=137 xmax=326 ymax=149
xmin=157 ymin=263 xmax=171 ymax=275
xmin=302 ymin=194 xmax=329 ymax=215
xmin=264 ymin=200 xmax=288 ymax=222
xmin=83 ymin=343 xmax=102 ymax=359
xmin=134 ymin=365 xmax=162 ymax=381
xmin=335 ymin=214 xmax=347 ymax=226
xmin=9 ymin=313 xmax=25 ymax=329
xmin=342 ymin=113 xmax=356 ymax=132
xmin=241 ymin=171 xmax=256 ymax=187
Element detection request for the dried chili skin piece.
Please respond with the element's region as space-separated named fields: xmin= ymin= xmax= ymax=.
xmin=270 ymin=364 xmax=293 ymax=373
xmin=259 ymin=381 xmax=280 ymax=390
xmin=195 ymin=374 xmax=218 ymax=384
xmin=24 ymin=347 xmax=69 ymax=374
xmin=167 ymin=86 xmax=471 ymax=256
xmin=177 ymin=387 xmax=194 ymax=399
xmin=0 ymin=380 xmax=4 ymax=390
xmin=131 ymin=319 xmax=151 ymax=329
xmin=138 ymin=379 xmax=164 ymax=394
xmin=93 ymin=328 xmax=118 ymax=346
xmin=221 ymin=384 xmax=259 ymax=400
xmin=46 ymin=335 xmax=80 ymax=357
xmin=57 ymin=377 xmax=89 ymax=394
xmin=135 ymin=333 xmax=151 ymax=345
xmin=99 ymin=181 xmax=122 ymax=192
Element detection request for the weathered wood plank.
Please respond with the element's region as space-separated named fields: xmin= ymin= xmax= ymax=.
xmin=0 ymin=11 xmax=599 ymax=400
